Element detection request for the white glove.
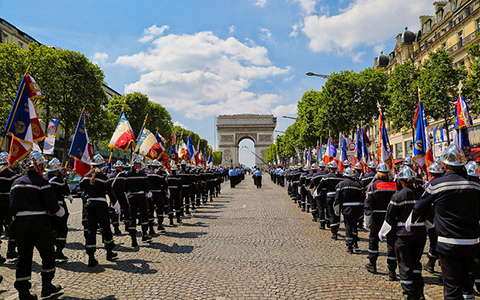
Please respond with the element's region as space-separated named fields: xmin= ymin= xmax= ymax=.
xmin=405 ymin=212 xmax=413 ymax=232
xmin=146 ymin=191 xmax=153 ymax=198
xmin=166 ymin=193 xmax=170 ymax=199
xmin=378 ymin=232 xmax=385 ymax=242
xmin=378 ymin=221 xmax=391 ymax=242
xmin=68 ymin=195 xmax=74 ymax=203
xmin=55 ymin=207 xmax=65 ymax=217
xmin=334 ymin=204 xmax=340 ymax=216
xmin=364 ymin=215 xmax=371 ymax=230
xmin=112 ymin=201 xmax=121 ymax=215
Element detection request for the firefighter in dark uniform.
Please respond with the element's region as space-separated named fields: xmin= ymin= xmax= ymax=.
xmin=125 ymin=155 xmax=152 ymax=247
xmin=361 ymin=161 xmax=377 ymax=189
xmin=410 ymin=144 xmax=480 ymax=300
xmin=380 ymin=166 xmax=428 ymax=300
xmin=334 ymin=167 xmax=364 ymax=253
xmin=178 ymin=160 xmax=191 ymax=215
xmin=108 ymin=160 xmax=129 ymax=233
xmin=214 ymin=167 xmax=222 ymax=197
xmin=364 ymin=161 xmax=398 ymax=280
xmin=200 ymin=166 xmax=208 ymax=204
xmin=311 ymin=161 xmax=327 ymax=224
xmin=318 ymin=161 xmax=344 ymax=239
xmin=422 ymin=161 xmax=443 ymax=274
xmin=291 ymin=166 xmax=302 ymax=204
xmin=206 ymin=168 xmax=216 ymax=201
xmin=189 ymin=164 xmax=197 ymax=210
xmin=0 ymin=151 xmax=19 ymax=262
xmin=46 ymin=158 xmax=72 ymax=262
xmin=353 ymin=162 xmax=364 ymax=180
xmin=147 ymin=159 xmax=167 ymax=233
xmin=9 ymin=151 xmax=63 ymax=300
xmin=194 ymin=167 xmax=202 ymax=207
xmin=81 ymin=154 xmax=119 ymax=267
xmin=167 ymin=164 xmax=183 ymax=224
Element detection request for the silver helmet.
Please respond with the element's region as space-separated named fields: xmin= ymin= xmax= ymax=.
xmin=428 ymin=162 xmax=443 ymax=175
xmin=466 ymin=161 xmax=480 ymax=177
xmin=132 ymin=155 xmax=143 ymax=165
xmin=441 ymin=143 xmax=466 ymax=166
xmin=343 ymin=160 xmax=350 ymax=167
xmin=91 ymin=154 xmax=105 ymax=166
xmin=367 ymin=161 xmax=377 ymax=169
xmin=45 ymin=157 xmax=62 ymax=172
xmin=328 ymin=160 xmax=338 ymax=169
xmin=180 ymin=160 xmax=187 ymax=166
xmin=343 ymin=167 xmax=356 ymax=178
xmin=318 ymin=161 xmax=326 ymax=168
xmin=0 ymin=151 xmax=8 ymax=165
xmin=403 ymin=156 xmax=413 ymax=166
xmin=171 ymin=164 xmax=179 ymax=171
xmin=113 ymin=160 xmax=124 ymax=168
xmin=28 ymin=151 xmax=47 ymax=167
xmin=398 ymin=165 xmax=416 ymax=180
xmin=311 ymin=163 xmax=317 ymax=170
xmin=376 ymin=162 xmax=389 ymax=173
xmin=303 ymin=165 xmax=311 ymax=171
xmin=151 ymin=159 xmax=161 ymax=167
xmin=354 ymin=162 xmax=363 ymax=170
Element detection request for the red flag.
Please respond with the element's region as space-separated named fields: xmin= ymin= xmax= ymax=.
xmin=74 ymin=158 xmax=91 ymax=177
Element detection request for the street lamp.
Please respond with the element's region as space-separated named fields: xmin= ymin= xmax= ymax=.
xmin=306 ymin=72 xmax=330 ymax=79
xmin=275 ymin=130 xmax=285 ymax=133
xmin=282 ymin=116 xmax=296 ymax=120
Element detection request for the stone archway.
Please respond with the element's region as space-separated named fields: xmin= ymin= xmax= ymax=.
xmin=217 ymin=114 xmax=277 ymax=167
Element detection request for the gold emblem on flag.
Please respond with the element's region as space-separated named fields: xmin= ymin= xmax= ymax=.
xmin=15 ymin=121 xmax=26 ymax=134
xmin=29 ymin=82 xmax=41 ymax=94
xmin=32 ymin=123 xmax=41 ymax=136
xmin=11 ymin=144 xmax=19 ymax=157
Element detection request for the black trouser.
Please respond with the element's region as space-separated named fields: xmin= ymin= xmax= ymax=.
xmin=439 ymin=243 xmax=478 ymax=300
xmin=344 ymin=213 xmax=361 ymax=248
xmin=426 ymin=227 xmax=438 ymax=261
xmin=230 ymin=176 xmax=235 ymax=188
xmin=109 ymin=208 xmax=120 ymax=229
xmin=279 ymin=177 xmax=284 ymax=187
xmin=396 ymin=234 xmax=426 ymax=298
xmin=86 ymin=204 xmax=115 ymax=255
xmin=151 ymin=192 xmax=166 ymax=225
xmin=14 ymin=231 xmax=55 ymax=293
xmin=51 ymin=211 xmax=69 ymax=252
xmin=182 ymin=187 xmax=190 ymax=212
xmin=256 ymin=176 xmax=262 ymax=188
xmin=326 ymin=196 xmax=339 ymax=234
xmin=0 ymin=200 xmax=16 ymax=254
xmin=207 ymin=182 xmax=215 ymax=200
xmin=190 ymin=187 xmax=196 ymax=208
xmin=316 ymin=196 xmax=327 ymax=226
xmin=368 ymin=214 xmax=397 ymax=271
xmin=128 ymin=196 xmax=149 ymax=235
xmin=117 ymin=196 xmax=130 ymax=230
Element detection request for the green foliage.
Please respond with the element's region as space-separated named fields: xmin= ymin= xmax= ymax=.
xmin=212 ymin=151 xmax=222 ymax=166
xmin=386 ymin=61 xmax=419 ymax=131
xmin=465 ymin=43 xmax=480 ymax=114
xmin=264 ymin=144 xmax=277 ymax=163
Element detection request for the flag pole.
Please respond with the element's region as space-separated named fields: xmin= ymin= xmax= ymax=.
xmin=130 ymin=114 xmax=148 ymax=165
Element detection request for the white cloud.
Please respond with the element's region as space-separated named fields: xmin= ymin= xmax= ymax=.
xmin=139 ymin=24 xmax=169 ymax=43
xmin=289 ymin=22 xmax=300 ymax=38
xmin=259 ymin=27 xmax=274 ymax=43
xmin=374 ymin=44 xmax=386 ymax=55
xmin=301 ymin=0 xmax=431 ymax=53
xmin=351 ymin=51 xmax=365 ymax=63
xmin=115 ymin=30 xmax=291 ymax=120
xmin=92 ymin=52 xmax=109 ymax=65
xmin=294 ymin=0 xmax=317 ymax=15
xmin=255 ymin=0 xmax=267 ymax=8
xmin=269 ymin=103 xmax=298 ymax=118
xmin=173 ymin=121 xmax=188 ymax=129
xmin=229 ymin=25 xmax=236 ymax=34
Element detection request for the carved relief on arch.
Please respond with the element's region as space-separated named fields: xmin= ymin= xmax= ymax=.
xmin=236 ymin=133 xmax=257 ymax=145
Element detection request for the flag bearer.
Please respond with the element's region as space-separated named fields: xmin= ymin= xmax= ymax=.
xmin=10 ymin=151 xmax=63 ymax=300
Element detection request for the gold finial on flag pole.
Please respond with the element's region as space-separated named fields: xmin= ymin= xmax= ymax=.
xmin=458 ymin=80 xmax=464 ymax=97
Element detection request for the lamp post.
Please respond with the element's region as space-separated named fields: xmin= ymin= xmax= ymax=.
xmin=306 ymin=72 xmax=330 ymax=79
xmin=282 ymin=116 xmax=296 ymax=120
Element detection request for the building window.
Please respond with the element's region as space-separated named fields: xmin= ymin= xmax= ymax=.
xmin=442 ymin=43 xmax=447 ymax=49
xmin=17 ymin=41 xmax=22 ymax=48
xmin=477 ymin=18 xmax=480 ymax=31
xmin=395 ymin=143 xmax=403 ymax=159
xmin=405 ymin=140 xmax=413 ymax=157
xmin=458 ymin=31 xmax=463 ymax=45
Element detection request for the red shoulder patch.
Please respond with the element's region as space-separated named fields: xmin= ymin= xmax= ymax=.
xmin=375 ymin=182 xmax=397 ymax=190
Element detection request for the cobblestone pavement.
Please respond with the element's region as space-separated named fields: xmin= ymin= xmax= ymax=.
xmin=0 ymin=178 xmax=451 ymax=299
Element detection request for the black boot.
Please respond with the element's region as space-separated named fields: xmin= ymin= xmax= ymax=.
xmin=158 ymin=224 xmax=166 ymax=232
xmin=388 ymin=269 xmax=398 ymax=281
xmin=365 ymin=261 xmax=377 ymax=274
xmin=346 ymin=246 xmax=353 ymax=254
xmin=6 ymin=250 xmax=18 ymax=259
xmin=87 ymin=255 xmax=98 ymax=267
xmin=423 ymin=258 xmax=436 ymax=274
xmin=41 ymin=284 xmax=63 ymax=298
xmin=320 ymin=223 xmax=326 ymax=230
xmin=149 ymin=226 xmax=155 ymax=236
xmin=169 ymin=217 xmax=174 ymax=226
xmin=331 ymin=233 xmax=338 ymax=240
xmin=142 ymin=233 xmax=152 ymax=243
xmin=55 ymin=249 xmax=69 ymax=262
xmin=176 ymin=215 xmax=183 ymax=224
xmin=131 ymin=235 xmax=138 ymax=248
xmin=19 ymin=291 xmax=38 ymax=300
xmin=0 ymin=254 xmax=6 ymax=264
xmin=106 ymin=250 xmax=118 ymax=261
xmin=114 ymin=226 xmax=122 ymax=235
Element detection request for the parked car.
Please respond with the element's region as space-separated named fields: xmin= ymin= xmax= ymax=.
xmin=68 ymin=174 xmax=82 ymax=197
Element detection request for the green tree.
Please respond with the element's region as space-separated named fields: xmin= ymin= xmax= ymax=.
xmin=386 ymin=61 xmax=419 ymax=132
xmin=418 ymin=48 xmax=466 ymax=138
xmin=464 ymin=43 xmax=480 ymax=114
xmin=264 ymin=144 xmax=277 ymax=163
xmin=212 ymin=151 xmax=222 ymax=166
xmin=297 ymin=90 xmax=321 ymax=147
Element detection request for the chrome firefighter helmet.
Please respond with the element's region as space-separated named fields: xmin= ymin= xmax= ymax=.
xmin=367 ymin=161 xmax=377 ymax=169
xmin=466 ymin=161 xmax=480 ymax=177
xmin=403 ymin=156 xmax=413 ymax=166
xmin=318 ymin=161 xmax=326 ymax=168
xmin=45 ymin=158 xmax=62 ymax=172
xmin=151 ymin=159 xmax=161 ymax=167
xmin=132 ymin=155 xmax=143 ymax=165
xmin=28 ymin=151 xmax=47 ymax=167
xmin=171 ymin=164 xmax=178 ymax=171
xmin=343 ymin=167 xmax=356 ymax=178
xmin=91 ymin=154 xmax=105 ymax=166
xmin=328 ymin=160 xmax=338 ymax=169
xmin=398 ymin=165 xmax=416 ymax=180
xmin=0 ymin=151 xmax=8 ymax=165
xmin=428 ymin=162 xmax=443 ymax=175
xmin=441 ymin=143 xmax=466 ymax=166
xmin=113 ymin=160 xmax=124 ymax=168
xmin=354 ymin=162 xmax=363 ymax=170
xmin=376 ymin=162 xmax=389 ymax=173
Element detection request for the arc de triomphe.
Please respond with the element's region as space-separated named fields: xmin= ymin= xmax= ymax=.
xmin=217 ymin=114 xmax=276 ymax=167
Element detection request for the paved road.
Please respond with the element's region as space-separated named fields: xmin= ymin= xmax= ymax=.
xmin=0 ymin=177 xmax=448 ymax=299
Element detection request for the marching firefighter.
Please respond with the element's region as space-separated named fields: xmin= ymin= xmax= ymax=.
xmin=364 ymin=162 xmax=398 ymax=280
xmin=318 ymin=161 xmax=344 ymax=239
xmin=125 ymin=156 xmax=152 ymax=247
xmin=167 ymin=164 xmax=183 ymax=224
xmin=147 ymin=159 xmax=168 ymax=233
xmin=380 ymin=166 xmax=428 ymax=300
xmin=45 ymin=158 xmax=72 ymax=262
xmin=80 ymin=154 xmax=119 ymax=267
xmin=9 ymin=151 xmax=63 ymax=300
xmin=0 ymin=151 xmax=19 ymax=262
xmin=334 ymin=167 xmax=364 ymax=254
xmin=178 ymin=160 xmax=192 ymax=215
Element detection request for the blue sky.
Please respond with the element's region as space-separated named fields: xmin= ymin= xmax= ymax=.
xmin=2 ymin=0 xmax=433 ymax=166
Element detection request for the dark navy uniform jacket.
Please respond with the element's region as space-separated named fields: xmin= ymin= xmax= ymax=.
xmin=413 ymin=169 xmax=480 ymax=251
xmin=365 ymin=178 xmax=398 ymax=218
xmin=334 ymin=177 xmax=364 ymax=215
xmin=108 ymin=170 xmax=127 ymax=203
xmin=319 ymin=172 xmax=343 ymax=198
xmin=360 ymin=170 xmax=376 ymax=189
xmin=81 ymin=171 xmax=118 ymax=208
xmin=48 ymin=172 xmax=71 ymax=213
xmin=10 ymin=171 xmax=60 ymax=233
xmin=125 ymin=169 xmax=150 ymax=200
